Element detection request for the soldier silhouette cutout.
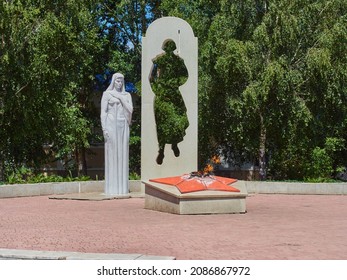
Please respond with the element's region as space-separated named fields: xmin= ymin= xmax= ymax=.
xmin=150 ymin=40 xmax=189 ymax=165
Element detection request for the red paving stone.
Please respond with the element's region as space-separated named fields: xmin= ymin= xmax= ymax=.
xmin=0 ymin=194 xmax=346 ymax=260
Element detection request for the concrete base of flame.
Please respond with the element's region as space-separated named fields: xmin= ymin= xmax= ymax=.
xmin=143 ymin=180 xmax=247 ymax=215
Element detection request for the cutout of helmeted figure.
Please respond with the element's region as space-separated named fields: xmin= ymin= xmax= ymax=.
xmin=150 ymin=40 xmax=189 ymax=165
xmin=101 ymin=73 xmax=133 ymax=195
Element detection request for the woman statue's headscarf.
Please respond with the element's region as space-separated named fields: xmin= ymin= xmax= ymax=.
xmin=106 ymin=73 xmax=126 ymax=92
xmin=104 ymin=72 xmax=132 ymax=125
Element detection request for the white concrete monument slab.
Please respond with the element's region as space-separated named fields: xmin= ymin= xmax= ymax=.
xmin=141 ymin=17 xmax=198 ymax=185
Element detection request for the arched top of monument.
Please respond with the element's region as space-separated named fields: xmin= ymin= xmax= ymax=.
xmin=144 ymin=16 xmax=196 ymax=38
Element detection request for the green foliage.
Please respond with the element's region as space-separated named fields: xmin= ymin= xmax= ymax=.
xmin=308 ymin=147 xmax=334 ymax=180
xmin=98 ymin=0 xmax=161 ymax=80
xmin=150 ymin=40 xmax=189 ymax=151
xmin=129 ymin=115 xmax=141 ymax=174
xmin=0 ymin=0 xmax=161 ymax=179
xmin=0 ymin=0 xmax=104 ymax=178
xmin=162 ymin=0 xmax=347 ymax=180
xmin=305 ymin=137 xmax=345 ymax=181
xmin=5 ymin=166 xmax=90 ymax=185
xmin=1 ymin=0 xmax=346 ymax=182
xmin=6 ymin=166 xmax=33 ymax=185
xmin=129 ymin=172 xmax=140 ymax=180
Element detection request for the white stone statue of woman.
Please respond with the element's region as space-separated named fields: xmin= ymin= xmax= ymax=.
xmin=101 ymin=73 xmax=133 ymax=196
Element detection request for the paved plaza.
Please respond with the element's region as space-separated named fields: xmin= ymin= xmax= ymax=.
xmin=0 ymin=194 xmax=346 ymax=260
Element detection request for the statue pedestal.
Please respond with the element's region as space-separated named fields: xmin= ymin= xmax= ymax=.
xmin=143 ymin=181 xmax=247 ymax=215
xmin=49 ymin=193 xmax=130 ymax=201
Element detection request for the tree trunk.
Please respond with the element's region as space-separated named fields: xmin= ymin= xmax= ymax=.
xmin=75 ymin=147 xmax=87 ymax=177
xmin=0 ymin=160 xmax=3 ymax=182
xmin=259 ymin=113 xmax=267 ymax=181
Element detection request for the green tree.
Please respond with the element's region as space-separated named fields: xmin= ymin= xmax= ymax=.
xmin=1 ymin=0 xmax=162 ymax=180
xmin=161 ymin=0 xmax=347 ymax=180
xmin=0 ymin=0 xmax=103 ymax=179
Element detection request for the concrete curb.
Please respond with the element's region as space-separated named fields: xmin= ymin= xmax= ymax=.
xmin=237 ymin=180 xmax=347 ymax=195
xmin=0 ymin=249 xmax=175 ymax=260
xmin=0 ymin=180 xmax=141 ymax=199
xmin=1 ymin=180 xmax=346 ymax=199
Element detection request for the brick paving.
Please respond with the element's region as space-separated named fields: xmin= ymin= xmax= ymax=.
xmin=0 ymin=194 xmax=346 ymax=260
